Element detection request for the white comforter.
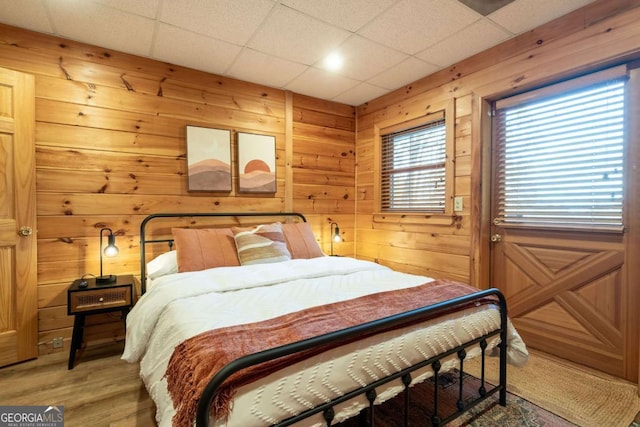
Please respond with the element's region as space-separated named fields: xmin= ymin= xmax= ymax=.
xmin=122 ymin=257 xmax=528 ymax=427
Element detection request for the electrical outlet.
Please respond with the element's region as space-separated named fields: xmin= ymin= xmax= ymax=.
xmin=454 ymin=196 xmax=464 ymax=212
xmin=52 ymin=337 xmax=63 ymax=349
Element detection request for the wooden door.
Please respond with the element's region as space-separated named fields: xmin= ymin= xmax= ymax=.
xmin=488 ymin=67 xmax=636 ymax=380
xmin=0 ymin=67 xmax=37 ymax=367
xmin=490 ymin=227 xmax=626 ymax=378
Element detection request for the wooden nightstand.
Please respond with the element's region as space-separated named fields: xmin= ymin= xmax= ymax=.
xmin=67 ymin=274 xmax=134 ymax=369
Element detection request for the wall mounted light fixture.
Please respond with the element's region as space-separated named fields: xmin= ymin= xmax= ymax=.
xmin=96 ymin=227 xmax=119 ymax=284
xmin=330 ymin=222 xmax=342 ymax=256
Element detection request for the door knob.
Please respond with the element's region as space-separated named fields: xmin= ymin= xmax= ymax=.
xmin=18 ymin=226 xmax=33 ymax=237
xmin=490 ymin=233 xmax=502 ymax=242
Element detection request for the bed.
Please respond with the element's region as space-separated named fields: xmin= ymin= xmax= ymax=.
xmin=122 ymin=212 xmax=528 ymax=427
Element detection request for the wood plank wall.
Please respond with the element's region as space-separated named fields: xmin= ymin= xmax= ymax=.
xmin=0 ymin=24 xmax=355 ymax=355
xmin=354 ymin=0 xmax=640 ymax=284
xmin=291 ymin=93 xmax=356 ymax=255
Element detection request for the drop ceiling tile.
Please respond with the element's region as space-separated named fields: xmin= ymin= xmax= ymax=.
xmin=247 ymin=4 xmax=350 ymax=65
xmin=0 ymin=0 xmax=599 ymax=104
xmin=285 ymin=66 xmax=359 ymax=100
xmin=489 ymin=0 xmax=596 ymax=34
xmin=0 ymin=0 xmax=52 ymax=33
xmin=92 ymin=0 xmax=161 ymax=19
xmin=227 ymin=48 xmax=308 ymax=88
xmin=159 ymin=0 xmax=275 ymax=45
xmin=330 ymin=35 xmax=408 ymax=81
xmin=46 ymin=0 xmax=155 ymax=57
xmin=333 ymin=82 xmax=389 ymax=106
xmin=368 ymin=56 xmax=440 ymax=90
xmin=281 ymin=0 xmax=397 ymax=32
xmin=153 ymin=24 xmax=242 ymax=76
xmin=359 ymin=0 xmax=481 ymax=55
xmin=417 ymin=19 xmax=512 ymax=67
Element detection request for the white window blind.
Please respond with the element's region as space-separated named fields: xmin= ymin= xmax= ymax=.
xmin=381 ymin=119 xmax=446 ymax=212
xmin=494 ymin=77 xmax=626 ymax=230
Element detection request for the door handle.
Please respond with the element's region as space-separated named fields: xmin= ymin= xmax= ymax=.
xmin=490 ymin=233 xmax=502 ymax=242
xmin=18 ymin=226 xmax=33 ymax=237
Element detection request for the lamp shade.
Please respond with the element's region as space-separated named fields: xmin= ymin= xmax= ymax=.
xmin=330 ymin=222 xmax=342 ymax=256
xmin=103 ymin=233 xmax=119 ymax=257
xmin=333 ymin=225 xmax=342 ymax=243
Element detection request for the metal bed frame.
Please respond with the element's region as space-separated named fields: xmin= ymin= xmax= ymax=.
xmin=139 ymin=212 xmax=508 ymax=427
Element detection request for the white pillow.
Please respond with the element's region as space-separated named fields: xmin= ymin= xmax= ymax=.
xmin=147 ymin=250 xmax=178 ymax=279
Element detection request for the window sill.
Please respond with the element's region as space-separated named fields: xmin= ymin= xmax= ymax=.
xmin=373 ymin=212 xmax=458 ymax=226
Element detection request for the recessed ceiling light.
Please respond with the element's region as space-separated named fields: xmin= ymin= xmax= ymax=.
xmin=323 ymin=52 xmax=343 ymax=72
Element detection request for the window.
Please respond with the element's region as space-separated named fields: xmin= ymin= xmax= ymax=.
xmin=380 ymin=117 xmax=446 ymax=212
xmin=493 ymin=70 xmax=626 ymax=230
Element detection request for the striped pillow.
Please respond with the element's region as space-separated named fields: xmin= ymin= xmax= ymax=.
xmin=232 ymin=223 xmax=291 ymax=265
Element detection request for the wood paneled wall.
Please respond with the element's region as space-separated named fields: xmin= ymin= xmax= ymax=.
xmin=354 ymin=0 xmax=640 ymax=284
xmin=0 ymin=25 xmax=355 ymax=355
xmin=291 ymin=93 xmax=356 ymax=255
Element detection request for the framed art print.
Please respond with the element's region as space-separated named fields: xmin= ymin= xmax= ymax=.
xmin=237 ymin=132 xmax=276 ymax=193
xmin=186 ymin=126 xmax=232 ymax=192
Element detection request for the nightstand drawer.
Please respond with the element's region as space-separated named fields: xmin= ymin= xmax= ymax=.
xmin=69 ymin=287 xmax=132 ymax=313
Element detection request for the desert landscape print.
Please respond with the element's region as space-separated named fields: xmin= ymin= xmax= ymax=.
xmin=186 ymin=126 xmax=232 ymax=192
xmin=238 ymin=132 xmax=276 ymax=193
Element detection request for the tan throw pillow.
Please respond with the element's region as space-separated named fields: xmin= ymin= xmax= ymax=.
xmin=232 ymin=223 xmax=291 ymax=265
xmin=282 ymin=222 xmax=324 ymax=259
xmin=172 ymin=228 xmax=240 ymax=272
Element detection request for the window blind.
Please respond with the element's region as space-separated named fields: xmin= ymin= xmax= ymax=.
xmin=494 ymin=78 xmax=626 ymax=230
xmin=381 ymin=119 xmax=446 ymax=212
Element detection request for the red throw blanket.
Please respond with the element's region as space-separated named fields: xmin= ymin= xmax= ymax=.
xmin=164 ymin=279 xmax=495 ymax=426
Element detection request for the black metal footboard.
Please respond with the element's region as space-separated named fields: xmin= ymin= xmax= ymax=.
xmin=195 ymin=288 xmax=508 ymax=427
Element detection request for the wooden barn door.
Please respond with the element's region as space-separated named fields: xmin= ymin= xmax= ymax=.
xmin=488 ymin=67 xmax=634 ymax=380
xmin=0 ymin=67 xmax=38 ymax=367
xmin=490 ymin=227 xmax=626 ymax=377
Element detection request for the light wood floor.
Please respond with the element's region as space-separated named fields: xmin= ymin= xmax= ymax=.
xmin=0 ymin=342 xmax=638 ymax=427
xmin=0 ymin=341 xmax=155 ymax=427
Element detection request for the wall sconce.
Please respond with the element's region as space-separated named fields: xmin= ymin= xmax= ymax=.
xmin=97 ymin=227 xmax=119 ymax=284
xmin=330 ymin=222 xmax=342 ymax=256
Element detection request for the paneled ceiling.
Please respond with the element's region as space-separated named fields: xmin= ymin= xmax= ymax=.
xmin=0 ymin=0 xmax=596 ymax=106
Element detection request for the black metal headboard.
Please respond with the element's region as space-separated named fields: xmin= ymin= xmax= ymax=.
xmin=139 ymin=212 xmax=307 ymax=294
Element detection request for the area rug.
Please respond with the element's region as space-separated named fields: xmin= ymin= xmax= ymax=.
xmin=337 ymin=370 xmax=577 ymax=426
xmin=465 ymin=351 xmax=640 ymax=427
